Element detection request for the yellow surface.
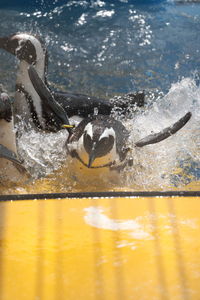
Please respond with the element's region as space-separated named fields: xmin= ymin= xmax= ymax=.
xmin=0 ymin=196 xmax=200 ymax=300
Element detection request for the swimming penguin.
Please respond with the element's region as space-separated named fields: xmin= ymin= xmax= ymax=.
xmin=0 ymin=33 xmax=145 ymax=132
xmin=67 ymin=115 xmax=130 ymax=168
xmin=0 ymin=91 xmax=27 ymax=182
xmin=67 ymin=112 xmax=192 ymax=169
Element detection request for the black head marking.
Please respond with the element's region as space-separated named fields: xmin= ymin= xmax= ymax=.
xmin=95 ymin=135 xmax=115 ymax=158
xmin=83 ymin=129 xmax=114 ymax=159
xmin=0 ymin=33 xmax=40 ymax=64
xmin=83 ymin=131 xmax=93 ymax=154
xmin=83 ymin=120 xmax=116 ymax=167
xmin=16 ymin=39 xmax=37 ymax=64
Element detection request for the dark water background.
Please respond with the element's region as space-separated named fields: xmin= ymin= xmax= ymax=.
xmin=0 ymin=0 xmax=199 ymax=191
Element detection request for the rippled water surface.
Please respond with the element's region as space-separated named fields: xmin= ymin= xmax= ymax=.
xmin=0 ymin=0 xmax=199 ymax=193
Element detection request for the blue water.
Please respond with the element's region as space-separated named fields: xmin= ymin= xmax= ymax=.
xmin=1 ymin=0 xmax=200 ymax=96
xmin=0 ymin=0 xmax=199 ymax=190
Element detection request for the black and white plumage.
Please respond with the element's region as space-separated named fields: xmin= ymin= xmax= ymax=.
xmin=67 ymin=112 xmax=192 ymax=169
xmin=0 ymin=91 xmax=26 ymax=181
xmin=67 ymin=115 xmax=130 ymax=168
xmin=0 ymin=33 xmax=145 ymax=133
xmin=0 ymin=33 xmax=49 ymax=133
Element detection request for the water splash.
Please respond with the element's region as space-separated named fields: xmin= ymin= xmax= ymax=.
xmin=18 ymin=129 xmax=69 ymax=179
xmin=122 ymin=77 xmax=200 ymax=189
xmin=7 ymin=77 xmax=198 ymax=193
xmin=0 ymin=1 xmax=199 ymax=193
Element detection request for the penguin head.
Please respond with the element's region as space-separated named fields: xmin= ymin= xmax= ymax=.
xmin=0 ymin=33 xmax=45 ymax=65
xmin=68 ymin=116 xmax=123 ymax=169
xmin=83 ymin=122 xmax=116 ymax=168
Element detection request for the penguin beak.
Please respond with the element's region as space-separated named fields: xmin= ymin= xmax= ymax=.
xmin=88 ymin=149 xmax=96 ymax=168
xmin=0 ymin=36 xmax=18 ymax=56
xmin=88 ymin=153 xmax=96 ymax=168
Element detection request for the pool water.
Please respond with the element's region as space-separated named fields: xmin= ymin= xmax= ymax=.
xmin=0 ymin=0 xmax=199 ymax=193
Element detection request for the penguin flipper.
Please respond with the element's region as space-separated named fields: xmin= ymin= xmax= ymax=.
xmin=0 ymin=144 xmax=28 ymax=174
xmin=135 ymin=112 xmax=192 ymax=147
xmin=0 ymin=144 xmax=22 ymax=165
xmin=28 ymin=65 xmax=71 ymax=129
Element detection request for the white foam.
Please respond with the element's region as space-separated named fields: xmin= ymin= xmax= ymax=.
xmin=123 ymin=77 xmax=200 ymax=189
xmin=84 ymin=206 xmax=152 ymax=240
xmin=94 ymin=10 xmax=115 ymax=18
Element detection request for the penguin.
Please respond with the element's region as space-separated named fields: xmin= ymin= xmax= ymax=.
xmin=67 ymin=112 xmax=192 ymax=169
xmin=0 ymin=33 xmax=145 ymax=132
xmin=67 ymin=115 xmax=130 ymax=168
xmin=0 ymin=90 xmax=27 ymax=182
xmin=0 ymin=33 xmax=70 ymax=134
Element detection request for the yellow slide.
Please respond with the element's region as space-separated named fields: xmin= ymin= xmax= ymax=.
xmin=0 ymin=190 xmax=199 ymax=300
